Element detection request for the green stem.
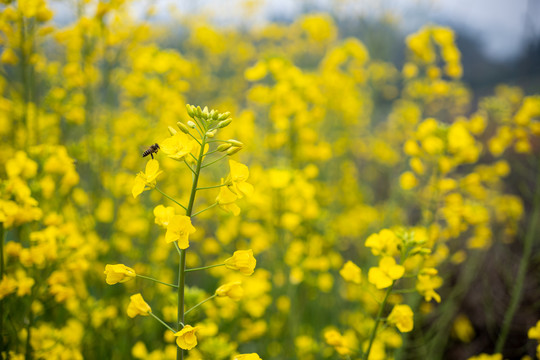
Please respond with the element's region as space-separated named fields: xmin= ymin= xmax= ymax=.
xmin=177 ymin=135 xmax=207 ymax=360
xmin=185 ymin=263 xmax=225 ymax=273
xmin=201 ymin=154 xmax=228 ymax=169
xmin=192 ymin=203 xmax=218 ymax=217
xmin=184 ymin=159 xmax=196 ymax=174
xmin=197 ymin=184 xmax=226 ymax=191
xmin=136 ymin=274 xmax=178 ymax=288
xmin=363 ymin=283 xmax=394 ymax=360
xmin=184 ymin=294 xmax=217 ymax=316
xmin=186 ymin=131 xmax=201 ymax=146
xmin=494 ymin=158 xmax=540 ymax=354
xmin=155 ymin=187 xmax=187 ymax=211
xmin=149 ymin=312 xmax=176 ymax=333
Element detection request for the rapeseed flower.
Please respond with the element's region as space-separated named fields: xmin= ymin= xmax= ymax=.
xmin=233 ymin=354 xmax=262 ymax=360
xmin=104 ymin=264 xmax=136 ymax=285
xmin=339 ymin=260 xmax=362 ymax=284
xmin=127 ymin=293 xmax=151 ymax=318
xmin=132 ymin=159 xmax=163 ymax=198
xmin=174 ymin=325 xmax=200 ymax=350
xmin=227 ymin=159 xmax=254 ymax=199
xmin=387 ymin=304 xmax=414 ymax=332
xmin=368 ymin=256 xmax=405 ymax=289
xmin=160 ymin=132 xmax=196 ymax=161
xmin=215 ymin=281 xmax=244 ymax=301
xmin=165 ymin=215 xmax=196 ymax=249
xmin=224 ymin=249 xmax=256 ymax=276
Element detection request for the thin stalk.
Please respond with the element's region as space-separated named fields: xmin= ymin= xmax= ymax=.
xmin=185 ymin=263 xmax=225 ymax=273
xmin=495 ymin=158 xmax=540 ymax=354
xmin=149 ymin=312 xmax=176 ymax=333
xmin=184 ymin=294 xmax=217 ymax=316
xmin=201 ymin=154 xmax=228 ymax=169
xmin=155 ymin=187 xmax=187 ymax=211
xmin=191 ymin=203 xmax=218 ymax=217
xmin=186 ymin=131 xmax=201 ymax=146
xmin=136 ymin=274 xmax=178 ymax=288
xmin=197 ymin=184 xmax=226 ymax=191
xmin=183 ymin=160 xmax=196 ymax=174
xmin=363 ymin=283 xmax=395 ymax=360
xmin=177 ymin=135 xmax=207 ymax=360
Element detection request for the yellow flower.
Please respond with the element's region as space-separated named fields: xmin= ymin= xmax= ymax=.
xmin=365 ymin=229 xmax=401 ymax=257
xmin=153 ymin=205 xmax=175 ymax=227
xmin=528 ymin=320 xmax=540 ymax=340
xmin=104 ymin=264 xmax=136 ymax=285
xmin=132 ymin=159 xmax=163 ymax=198
xmin=416 ymin=272 xmax=442 ymax=303
xmin=368 ymin=256 xmax=405 ymax=289
xmin=216 ymin=178 xmax=241 ymax=216
xmin=165 ymin=215 xmax=196 ymax=249
xmin=227 ymin=159 xmax=254 ymax=199
xmin=174 ymin=325 xmax=200 ymax=350
xmin=467 ymin=354 xmax=503 ymax=360
xmin=324 ymin=329 xmax=353 ymax=355
xmin=127 ymin=293 xmax=151 ymax=318
xmin=0 ymin=276 xmax=17 ymax=300
xmin=224 ymin=249 xmax=256 ymax=276
xmin=160 ymin=133 xmax=196 ymax=161
xmin=233 ymin=354 xmax=262 ymax=360
xmin=339 ymin=261 xmax=362 ymax=284
xmin=387 ymin=304 xmax=414 ymax=332
xmin=215 ymin=281 xmax=244 ymax=301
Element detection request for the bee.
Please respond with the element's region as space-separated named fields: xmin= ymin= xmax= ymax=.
xmin=142 ymin=143 xmax=160 ymax=159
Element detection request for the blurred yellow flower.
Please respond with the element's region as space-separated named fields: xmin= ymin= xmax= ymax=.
xmin=368 ymin=256 xmax=405 ymax=289
xmin=104 ymin=264 xmax=136 ymax=285
xmin=127 ymin=293 xmax=151 ymax=318
xmin=174 ymin=324 xmax=200 ymax=350
xmin=339 ymin=261 xmax=362 ymax=284
xmin=132 ymin=159 xmax=163 ymax=198
xmin=324 ymin=329 xmax=354 ymax=355
xmin=233 ymin=354 xmax=262 ymax=360
xmin=224 ymin=249 xmax=256 ymax=276
xmin=160 ymin=133 xmax=196 ymax=161
xmin=165 ymin=215 xmax=196 ymax=249
xmin=0 ymin=276 xmax=17 ymax=299
xmin=365 ymin=229 xmax=401 ymax=257
xmin=528 ymin=320 xmax=540 ymax=340
xmin=215 ymin=281 xmax=244 ymax=301
xmin=387 ymin=304 xmax=414 ymax=332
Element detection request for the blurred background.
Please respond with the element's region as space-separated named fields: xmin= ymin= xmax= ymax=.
xmin=1 ymin=0 xmax=540 ymax=359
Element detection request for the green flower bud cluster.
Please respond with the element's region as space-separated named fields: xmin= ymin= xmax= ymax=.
xmin=179 ymin=104 xmax=243 ymax=156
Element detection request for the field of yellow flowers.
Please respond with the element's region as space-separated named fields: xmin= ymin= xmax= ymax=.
xmin=1 ymin=1 xmax=540 ymax=359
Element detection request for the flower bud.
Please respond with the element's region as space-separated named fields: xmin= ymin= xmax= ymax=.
xmin=177 ymin=122 xmax=191 ymax=134
xmin=168 ymin=126 xmax=177 ymax=136
xmin=217 ymin=143 xmax=233 ymax=152
xmin=196 ymin=106 xmax=203 ymax=118
xmin=187 ymin=121 xmax=197 ymax=129
xmin=205 ymin=130 xmax=217 ymax=138
xmin=227 ymin=146 xmax=242 ymax=156
xmin=218 ymin=118 xmax=233 ymax=128
xmin=186 ymin=104 xmax=195 ymax=118
xmin=218 ymin=112 xmax=231 ymax=121
xmin=212 ymin=110 xmax=220 ymax=120
xmin=227 ymin=139 xmax=244 ymax=147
